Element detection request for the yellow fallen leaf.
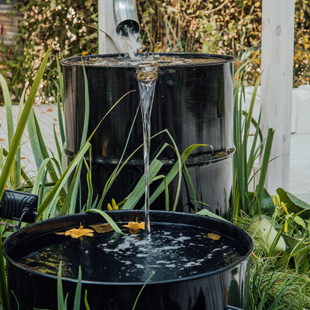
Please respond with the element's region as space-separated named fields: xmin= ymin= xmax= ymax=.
xmin=123 ymin=220 xmax=145 ymax=233
xmin=205 ymin=233 xmax=221 ymax=240
xmin=90 ymin=223 xmax=115 ymax=234
xmin=56 ymin=223 xmax=94 ymax=239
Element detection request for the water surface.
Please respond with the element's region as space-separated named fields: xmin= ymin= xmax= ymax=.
xmin=17 ymin=223 xmax=243 ymax=283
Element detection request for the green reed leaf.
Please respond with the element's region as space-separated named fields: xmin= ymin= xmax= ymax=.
xmin=73 ymin=266 xmax=82 ymax=310
xmin=86 ymin=209 xmax=125 ymax=235
xmin=0 ymin=44 xmax=51 ymax=205
xmin=37 ymin=141 xmax=91 ymax=219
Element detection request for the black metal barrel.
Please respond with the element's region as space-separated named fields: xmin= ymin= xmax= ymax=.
xmin=61 ymin=53 xmax=234 ymax=217
xmin=4 ymin=210 xmax=253 ymax=310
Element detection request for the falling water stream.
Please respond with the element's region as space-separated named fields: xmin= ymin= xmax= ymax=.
xmin=77 ymin=53 xmax=225 ymax=234
xmin=118 ymin=25 xmax=156 ymax=234
xmin=136 ymin=65 xmax=158 ymax=233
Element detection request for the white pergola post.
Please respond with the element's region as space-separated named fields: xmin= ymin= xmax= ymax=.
xmin=260 ymin=0 xmax=295 ymax=194
xmin=98 ymin=0 xmax=119 ymax=54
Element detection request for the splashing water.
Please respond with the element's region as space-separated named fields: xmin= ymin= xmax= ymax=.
xmin=118 ymin=25 xmax=142 ymax=59
xmin=137 ymin=65 xmax=158 ymax=233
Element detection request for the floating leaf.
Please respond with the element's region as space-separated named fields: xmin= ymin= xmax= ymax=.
xmin=205 ymin=233 xmax=221 ymax=240
xmin=123 ymin=220 xmax=145 ymax=233
xmin=90 ymin=223 xmax=115 ymax=234
xmin=56 ymin=224 xmax=94 ymax=239
xmin=86 ymin=209 xmax=125 ymax=235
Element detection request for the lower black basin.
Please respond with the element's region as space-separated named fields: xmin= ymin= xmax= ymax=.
xmin=3 ymin=210 xmax=253 ymax=310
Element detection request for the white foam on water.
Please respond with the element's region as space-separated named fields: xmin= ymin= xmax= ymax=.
xmin=158 ymin=245 xmax=183 ymax=251
xmin=156 ymin=260 xmax=170 ymax=264
xmin=174 ymin=236 xmax=192 ymax=243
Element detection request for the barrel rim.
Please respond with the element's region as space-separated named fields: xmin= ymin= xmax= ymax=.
xmin=60 ymin=52 xmax=234 ymax=69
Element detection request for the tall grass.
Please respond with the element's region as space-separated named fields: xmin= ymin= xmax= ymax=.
xmin=0 ymin=46 xmax=52 ymax=310
xmin=233 ymin=61 xmax=274 ymax=222
xmin=249 ymin=257 xmax=310 ymax=309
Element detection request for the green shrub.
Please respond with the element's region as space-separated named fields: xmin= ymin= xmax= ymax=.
xmin=0 ymin=0 xmax=309 ymax=103
xmin=1 ymin=0 xmax=98 ymax=103
xmin=294 ymin=0 xmax=310 ymax=86
xmin=138 ymin=0 xmax=309 ymax=87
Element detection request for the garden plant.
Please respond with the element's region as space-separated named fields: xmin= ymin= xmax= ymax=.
xmin=1 ymin=0 xmax=310 ymax=309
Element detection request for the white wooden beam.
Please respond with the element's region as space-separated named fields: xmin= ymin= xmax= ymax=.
xmin=260 ymin=0 xmax=295 ymax=194
xmin=98 ymin=0 xmax=119 ymax=54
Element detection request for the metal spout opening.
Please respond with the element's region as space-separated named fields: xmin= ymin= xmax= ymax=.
xmin=114 ymin=0 xmax=140 ymax=36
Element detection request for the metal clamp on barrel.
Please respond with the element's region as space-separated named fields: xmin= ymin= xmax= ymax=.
xmin=0 ymin=190 xmax=38 ymax=228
